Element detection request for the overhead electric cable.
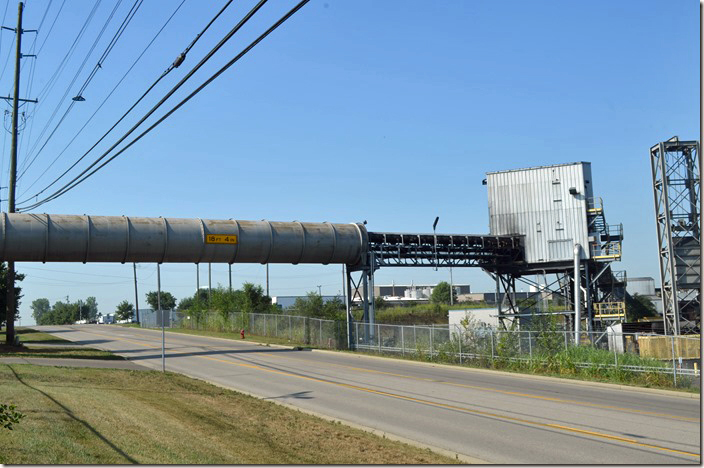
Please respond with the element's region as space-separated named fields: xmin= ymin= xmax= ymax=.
xmin=17 ymin=0 xmax=247 ymax=204
xmin=15 ymin=0 xmax=65 ymax=171
xmin=75 ymin=0 xmax=142 ymax=98
xmin=19 ymin=1 xmax=103 ymax=174
xmin=35 ymin=0 xmax=64 ymax=56
xmin=16 ymin=0 xmax=53 ymax=178
xmin=19 ymin=0 xmax=129 ymax=178
xmin=18 ymin=0 xmax=310 ymax=212
xmin=34 ymin=0 xmax=101 ymax=103
xmin=16 ymin=0 xmax=187 ymax=198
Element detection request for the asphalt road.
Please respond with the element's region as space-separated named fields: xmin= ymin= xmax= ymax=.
xmin=33 ymin=325 xmax=701 ymax=464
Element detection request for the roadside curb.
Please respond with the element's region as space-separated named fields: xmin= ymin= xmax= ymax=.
xmin=310 ymin=348 xmax=700 ymax=399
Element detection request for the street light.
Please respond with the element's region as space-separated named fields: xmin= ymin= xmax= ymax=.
xmin=432 ymin=216 xmax=453 ymax=305
xmin=432 ymin=216 xmax=439 ymax=271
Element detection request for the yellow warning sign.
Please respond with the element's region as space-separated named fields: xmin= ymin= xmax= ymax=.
xmin=206 ymin=234 xmax=238 ymax=244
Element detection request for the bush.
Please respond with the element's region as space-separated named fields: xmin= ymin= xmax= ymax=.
xmin=0 ymin=403 xmax=24 ymax=430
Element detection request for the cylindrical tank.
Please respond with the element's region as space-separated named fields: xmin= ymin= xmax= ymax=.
xmin=0 ymin=213 xmax=368 ymax=265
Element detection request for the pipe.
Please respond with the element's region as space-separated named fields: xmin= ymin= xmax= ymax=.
xmin=574 ymin=243 xmax=581 ymax=346
xmin=0 ymin=213 xmax=368 ymax=265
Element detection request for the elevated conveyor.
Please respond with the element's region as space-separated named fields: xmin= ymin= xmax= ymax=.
xmin=367 ymin=231 xmax=523 ymax=269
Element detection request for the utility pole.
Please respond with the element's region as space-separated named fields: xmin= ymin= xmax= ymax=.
xmin=133 ymin=263 xmax=140 ymax=323
xmin=266 ymin=264 xmax=269 ymax=296
xmin=4 ymin=2 xmax=36 ymax=345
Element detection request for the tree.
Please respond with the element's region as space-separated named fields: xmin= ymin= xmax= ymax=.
xmin=31 ymin=298 xmax=51 ymax=325
xmin=84 ymin=297 xmax=99 ymax=321
xmin=238 ymin=282 xmax=271 ymax=313
xmin=0 ymin=262 xmax=24 ymax=328
xmin=626 ymin=293 xmax=658 ymax=322
xmin=292 ymin=293 xmax=344 ymax=320
xmin=115 ymin=301 xmax=134 ymax=321
xmin=431 ymin=281 xmax=456 ymax=305
xmin=46 ymin=301 xmax=80 ymax=325
xmin=146 ymin=291 xmax=177 ymax=311
xmin=178 ymin=289 xmax=209 ymax=311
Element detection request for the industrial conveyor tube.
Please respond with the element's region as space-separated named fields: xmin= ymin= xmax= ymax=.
xmin=0 ymin=213 xmax=368 ymax=265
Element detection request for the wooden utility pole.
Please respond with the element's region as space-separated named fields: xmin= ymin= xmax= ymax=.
xmin=4 ymin=2 xmax=22 ymax=346
xmin=4 ymin=2 xmax=36 ymax=345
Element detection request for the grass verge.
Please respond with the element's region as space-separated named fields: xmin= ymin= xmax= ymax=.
xmin=152 ymin=326 xmax=309 ymax=349
xmin=0 ymin=329 xmax=124 ymax=361
xmin=0 ymin=363 xmax=458 ymax=464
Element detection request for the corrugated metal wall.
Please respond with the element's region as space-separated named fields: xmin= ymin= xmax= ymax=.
xmin=486 ymin=162 xmax=590 ymax=264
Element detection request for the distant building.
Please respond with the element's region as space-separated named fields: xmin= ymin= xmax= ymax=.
xmin=464 ymin=292 xmax=534 ymax=304
xmin=448 ymin=308 xmax=499 ymax=328
xmin=374 ymin=284 xmax=470 ymax=299
xmin=626 ymin=277 xmax=656 ymax=297
xmin=272 ymin=295 xmax=344 ymax=310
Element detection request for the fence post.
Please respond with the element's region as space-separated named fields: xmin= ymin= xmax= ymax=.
xmin=458 ymin=329 xmax=463 ymax=365
xmin=320 ymin=319 xmax=323 ymax=346
xmin=429 ymin=327 xmax=433 ymax=360
xmin=528 ymin=331 xmax=532 ymax=359
xmin=564 ymin=330 xmax=568 ymax=350
xmin=490 ymin=329 xmax=495 ymax=363
xmin=378 ymin=324 xmax=381 ymax=353
xmin=401 ymin=326 xmax=405 ymax=356
xmin=414 ymin=325 xmax=417 ymax=351
xmin=289 ymin=315 xmax=292 ymax=340
xmin=671 ymin=335 xmax=677 ymax=386
xmin=275 ymin=314 xmax=278 ymax=337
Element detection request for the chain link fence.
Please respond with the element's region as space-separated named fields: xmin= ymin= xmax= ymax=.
xmin=352 ymin=322 xmax=701 ymax=382
xmin=140 ymin=309 xmax=700 ymax=385
xmin=171 ymin=311 xmax=346 ymax=349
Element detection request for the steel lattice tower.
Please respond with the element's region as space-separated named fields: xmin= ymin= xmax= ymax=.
xmin=650 ymin=137 xmax=701 ymax=335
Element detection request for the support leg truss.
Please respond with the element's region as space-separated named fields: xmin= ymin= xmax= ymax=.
xmin=651 ymin=137 xmax=701 ymax=335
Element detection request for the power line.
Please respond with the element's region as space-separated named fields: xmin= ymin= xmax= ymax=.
xmin=19 ymin=0 xmax=310 ymax=212
xmin=18 ymin=0 xmax=129 ymax=179
xmin=15 ymin=0 xmax=52 ymax=179
xmin=75 ymin=0 xmax=142 ymax=99
xmin=14 ymin=0 xmax=63 ymax=184
xmin=16 ymin=0 xmax=187 ymax=199
xmin=35 ymin=0 xmax=63 ymax=56
xmin=32 ymin=0 xmax=101 ymax=104
xmin=15 ymin=0 xmax=103 ymax=177
xmin=18 ymin=0 xmax=253 ymax=206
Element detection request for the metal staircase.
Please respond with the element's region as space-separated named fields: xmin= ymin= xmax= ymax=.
xmin=587 ymin=197 xmax=623 ymax=261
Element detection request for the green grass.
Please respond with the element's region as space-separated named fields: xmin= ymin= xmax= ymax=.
xmin=0 ymin=364 xmax=458 ymax=464
xmin=161 ymin=327 xmax=311 ymax=349
xmin=10 ymin=327 xmax=72 ymax=344
xmin=0 ymin=329 xmax=124 ymax=361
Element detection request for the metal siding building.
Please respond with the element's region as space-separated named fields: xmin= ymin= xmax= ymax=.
xmin=487 ymin=162 xmax=592 ymax=265
xmin=626 ymin=277 xmax=657 ymax=297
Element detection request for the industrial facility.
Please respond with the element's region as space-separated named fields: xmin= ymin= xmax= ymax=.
xmin=1 ymin=138 xmax=699 ymax=345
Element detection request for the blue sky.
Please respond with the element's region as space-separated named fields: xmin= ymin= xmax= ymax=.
xmin=3 ymin=0 xmax=699 ymax=325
